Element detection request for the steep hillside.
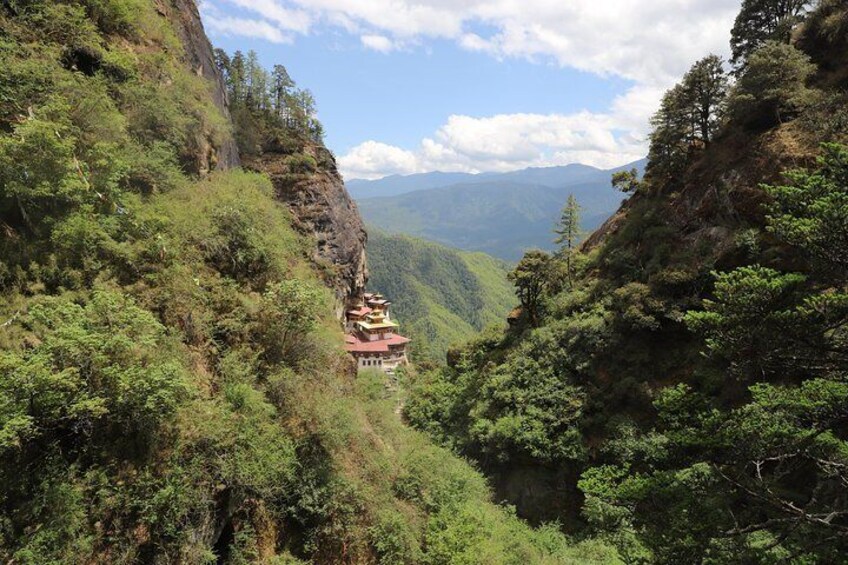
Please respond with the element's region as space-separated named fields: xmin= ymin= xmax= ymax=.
xmin=407 ymin=1 xmax=848 ymax=562
xmin=356 ymin=161 xmax=644 ymax=261
xmin=209 ymin=48 xmax=369 ymax=317
xmin=0 ymin=1 xmax=622 ymax=563
xmin=367 ymin=231 xmax=515 ymax=363
xmin=246 ymin=146 xmax=368 ymax=319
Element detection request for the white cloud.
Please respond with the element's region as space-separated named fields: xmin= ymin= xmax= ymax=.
xmin=338 ymin=141 xmax=420 ymax=179
xmin=204 ymin=0 xmax=739 ymax=87
xmin=360 ymin=34 xmax=397 ymax=53
xmin=200 ymin=0 xmax=743 ymax=179
xmin=202 ymin=13 xmax=292 ymax=44
xmin=221 ymin=0 xmax=312 ymax=33
xmin=339 ymin=85 xmax=651 ymax=180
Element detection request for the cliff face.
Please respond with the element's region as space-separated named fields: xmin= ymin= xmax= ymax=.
xmin=156 ymin=0 xmax=240 ymax=173
xmin=583 ymin=124 xmax=818 ymax=260
xmin=164 ymin=0 xmax=368 ymax=315
xmin=246 ymin=146 xmax=369 ymax=317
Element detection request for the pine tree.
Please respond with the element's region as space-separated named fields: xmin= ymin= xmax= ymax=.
xmin=245 ymin=50 xmax=260 ymax=109
xmin=684 ymin=55 xmax=728 ymax=147
xmin=554 ymin=194 xmax=582 ymax=286
xmin=271 ymin=64 xmax=294 ymax=117
xmin=646 ymin=56 xmax=729 ymax=183
xmin=229 ymin=50 xmax=246 ymax=105
xmin=730 ymin=0 xmax=811 ymax=69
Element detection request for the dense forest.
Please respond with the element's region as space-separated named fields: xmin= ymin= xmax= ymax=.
xmin=407 ymin=0 xmax=848 ymax=562
xmin=212 ymin=48 xmax=324 ymax=159
xmin=0 ymin=1 xmax=621 ymax=562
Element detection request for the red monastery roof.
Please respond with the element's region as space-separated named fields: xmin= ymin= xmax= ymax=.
xmin=347 ymin=306 xmax=372 ymax=317
xmin=344 ymin=333 xmax=410 ymax=354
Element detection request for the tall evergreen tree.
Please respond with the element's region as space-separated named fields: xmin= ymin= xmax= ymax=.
xmin=244 ymin=50 xmax=260 ymax=109
xmin=731 ymin=0 xmax=812 ymax=68
xmin=213 ymin=48 xmax=230 ymax=84
xmin=684 ymin=55 xmax=729 ymax=147
xmin=229 ymin=50 xmax=246 ymax=105
xmin=554 ymin=195 xmax=582 ymax=285
xmin=271 ymin=64 xmax=294 ymax=116
xmin=647 ymin=56 xmax=729 ymax=182
xmin=647 ymin=84 xmax=690 ymax=182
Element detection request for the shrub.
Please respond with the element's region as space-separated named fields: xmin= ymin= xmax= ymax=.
xmin=286 ymin=153 xmax=317 ymax=174
xmin=728 ymin=41 xmax=818 ymax=129
xmin=0 ymin=291 xmax=188 ymax=453
xmin=203 ymin=206 xmax=273 ymax=283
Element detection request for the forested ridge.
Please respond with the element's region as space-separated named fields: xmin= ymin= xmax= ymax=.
xmin=366 ymin=231 xmax=515 ymax=364
xmin=407 ymin=1 xmax=848 ymax=562
xmin=0 ymin=1 xmax=621 ymax=563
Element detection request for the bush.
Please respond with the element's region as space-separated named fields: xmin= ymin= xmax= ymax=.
xmin=0 ymin=291 xmax=188 ymax=453
xmin=81 ymin=0 xmax=146 ymax=35
xmin=728 ymin=41 xmax=818 ymax=129
xmin=203 ymin=206 xmax=273 ymax=283
xmin=286 ymin=153 xmax=317 ymax=174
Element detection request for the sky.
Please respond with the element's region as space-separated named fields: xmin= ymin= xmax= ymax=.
xmin=198 ymin=0 xmax=742 ymax=180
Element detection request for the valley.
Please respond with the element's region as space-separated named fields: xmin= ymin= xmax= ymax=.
xmin=2 ymin=0 xmax=848 ymax=563
xmin=366 ymin=231 xmax=516 ymax=363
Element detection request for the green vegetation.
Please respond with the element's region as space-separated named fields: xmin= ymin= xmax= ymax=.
xmin=366 ymin=231 xmax=515 ymax=364
xmin=0 ymin=1 xmax=621 ymax=562
xmin=408 ymin=1 xmax=848 ymax=562
xmin=213 ymin=49 xmax=324 ymax=158
xmin=647 ymin=55 xmax=729 ymax=184
xmin=579 ymin=147 xmax=848 ymax=563
xmin=729 ymin=40 xmax=818 ymax=129
xmin=730 ymin=0 xmax=812 ymax=68
xmin=554 ymin=195 xmax=583 ymax=287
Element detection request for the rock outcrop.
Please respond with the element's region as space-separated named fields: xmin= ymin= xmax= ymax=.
xmin=164 ymin=0 xmax=368 ymax=318
xmin=246 ymin=146 xmax=369 ymax=318
xmin=158 ymin=0 xmax=240 ymax=173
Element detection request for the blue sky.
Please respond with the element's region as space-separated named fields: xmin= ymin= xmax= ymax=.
xmin=199 ymin=0 xmax=741 ymax=180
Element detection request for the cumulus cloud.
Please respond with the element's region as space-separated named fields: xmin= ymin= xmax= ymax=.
xmin=360 ymin=34 xmax=397 ymax=53
xmin=338 ymin=90 xmax=650 ymax=180
xmin=200 ymin=0 xmax=742 ymax=179
xmin=339 ymin=141 xmax=420 ymax=179
xmin=218 ymin=0 xmax=312 ymax=33
xmin=203 ymin=0 xmax=739 ymax=87
xmin=202 ymin=13 xmax=292 ymax=44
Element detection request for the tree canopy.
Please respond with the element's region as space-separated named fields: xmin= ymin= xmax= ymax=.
xmin=508 ymin=250 xmax=553 ymax=326
xmin=214 ymin=49 xmax=324 ymax=156
xmin=731 ymin=0 xmax=813 ymax=68
xmin=647 ymin=55 xmax=729 ymax=183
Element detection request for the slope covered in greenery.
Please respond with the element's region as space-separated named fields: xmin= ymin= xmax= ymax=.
xmin=367 ymin=231 xmax=516 ymax=363
xmin=407 ymin=1 xmax=848 ymax=562
xmin=0 ymin=1 xmax=621 ymax=562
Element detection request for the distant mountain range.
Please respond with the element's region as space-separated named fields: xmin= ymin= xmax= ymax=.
xmin=350 ymin=159 xmax=646 ymax=261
